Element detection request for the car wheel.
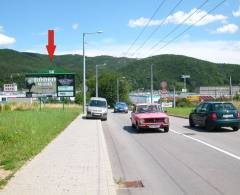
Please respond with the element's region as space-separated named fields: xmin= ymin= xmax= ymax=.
xmin=132 ymin=123 xmax=136 ymax=128
xmin=189 ymin=117 xmax=195 ymax=127
xmin=232 ymin=126 xmax=239 ymax=131
xmin=164 ymin=126 xmax=169 ymax=133
xmin=135 ymin=123 xmax=141 ymax=133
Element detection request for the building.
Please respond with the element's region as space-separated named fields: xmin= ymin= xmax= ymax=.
xmin=199 ymin=86 xmax=240 ymax=98
xmin=3 ymin=83 xmax=18 ymax=92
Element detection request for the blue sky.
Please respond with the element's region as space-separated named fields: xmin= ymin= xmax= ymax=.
xmin=0 ymin=0 xmax=240 ymax=63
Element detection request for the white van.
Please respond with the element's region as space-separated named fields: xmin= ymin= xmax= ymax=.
xmin=86 ymin=97 xmax=108 ymax=120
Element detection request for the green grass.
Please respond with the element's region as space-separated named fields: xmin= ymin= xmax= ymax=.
xmin=0 ymin=107 xmax=81 ymax=179
xmin=166 ymin=107 xmax=195 ymax=118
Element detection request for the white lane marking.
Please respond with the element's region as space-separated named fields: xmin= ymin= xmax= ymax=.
xmin=170 ymin=129 xmax=240 ymax=161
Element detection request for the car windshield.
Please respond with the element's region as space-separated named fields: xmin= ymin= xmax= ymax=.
xmin=116 ymin=102 xmax=127 ymax=107
xmin=212 ymin=103 xmax=236 ymax=111
xmin=89 ymin=100 xmax=107 ymax=108
xmin=136 ymin=105 xmax=162 ymax=113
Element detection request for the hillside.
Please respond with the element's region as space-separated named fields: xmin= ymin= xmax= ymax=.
xmin=0 ymin=49 xmax=239 ymax=91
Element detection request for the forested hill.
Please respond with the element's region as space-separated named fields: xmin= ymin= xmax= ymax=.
xmin=0 ymin=49 xmax=239 ymax=91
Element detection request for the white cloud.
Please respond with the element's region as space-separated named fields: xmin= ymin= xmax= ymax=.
xmin=129 ymin=9 xmax=227 ymax=27
xmin=128 ymin=17 xmax=162 ymax=27
xmin=0 ymin=33 xmax=16 ymax=45
xmin=72 ymin=23 xmax=79 ymax=30
xmin=215 ymin=24 xmax=239 ymax=34
xmin=233 ymin=7 xmax=240 ymax=17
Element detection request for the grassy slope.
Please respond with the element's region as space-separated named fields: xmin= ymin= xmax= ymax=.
xmin=0 ymin=108 xmax=80 ymax=172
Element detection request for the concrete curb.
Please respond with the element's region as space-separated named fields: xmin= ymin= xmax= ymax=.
xmin=169 ymin=114 xmax=188 ymax=119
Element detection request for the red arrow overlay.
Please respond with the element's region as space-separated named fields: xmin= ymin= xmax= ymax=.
xmin=46 ymin=30 xmax=56 ymax=61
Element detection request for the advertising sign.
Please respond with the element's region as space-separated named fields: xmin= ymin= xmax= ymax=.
xmin=57 ymin=74 xmax=75 ymax=97
xmin=25 ymin=76 xmax=57 ymax=95
xmin=25 ymin=73 xmax=75 ymax=97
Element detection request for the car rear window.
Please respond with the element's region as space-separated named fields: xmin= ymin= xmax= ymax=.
xmin=90 ymin=100 xmax=106 ymax=107
xmin=212 ymin=103 xmax=236 ymax=111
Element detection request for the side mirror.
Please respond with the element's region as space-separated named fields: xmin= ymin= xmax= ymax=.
xmin=108 ymin=105 xmax=110 ymax=108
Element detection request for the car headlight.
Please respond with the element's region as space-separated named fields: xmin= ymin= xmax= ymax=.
xmin=164 ymin=118 xmax=169 ymax=124
xmin=139 ymin=119 xmax=145 ymax=125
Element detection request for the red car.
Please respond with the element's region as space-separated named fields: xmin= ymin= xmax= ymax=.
xmin=131 ymin=103 xmax=169 ymax=133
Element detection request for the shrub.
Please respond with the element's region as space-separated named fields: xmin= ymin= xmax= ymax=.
xmin=176 ymin=98 xmax=193 ymax=107
xmin=4 ymin=104 xmax=11 ymax=111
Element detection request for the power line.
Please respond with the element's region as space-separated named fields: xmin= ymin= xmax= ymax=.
xmin=146 ymin=0 xmax=209 ymax=55
xmin=150 ymin=0 xmax=226 ymax=56
xmin=131 ymin=0 xmax=184 ymax=57
xmin=125 ymin=0 xmax=167 ymax=57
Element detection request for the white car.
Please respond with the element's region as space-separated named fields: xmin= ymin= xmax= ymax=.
xmin=86 ymin=97 xmax=108 ymax=121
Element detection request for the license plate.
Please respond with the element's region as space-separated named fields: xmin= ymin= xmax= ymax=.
xmin=93 ymin=113 xmax=101 ymax=116
xmin=223 ymin=114 xmax=233 ymax=118
xmin=149 ymin=124 xmax=160 ymax=128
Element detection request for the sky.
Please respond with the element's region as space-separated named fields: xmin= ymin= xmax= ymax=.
xmin=0 ymin=0 xmax=240 ymax=64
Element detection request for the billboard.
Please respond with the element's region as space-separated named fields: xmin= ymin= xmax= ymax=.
xmin=57 ymin=74 xmax=75 ymax=97
xmin=25 ymin=76 xmax=57 ymax=95
xmin=25 ymin=73 xmax=75 ymax=97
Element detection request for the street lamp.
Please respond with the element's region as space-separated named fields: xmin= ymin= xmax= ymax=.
xmin=150 ymin=64 xmax=153 ymax=103
xmin=181 ymin=75 xmax=190 ymax=93
xmin=82 ymin=30 xmax=103 ymax=114
xmin=117 ymin=77 xmax=126 ymax=102
xmin=96 ymin=63 xmax=106 ymax=97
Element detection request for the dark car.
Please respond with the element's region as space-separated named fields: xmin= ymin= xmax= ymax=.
xmin=189 ymin=102 xmax=240 ymax=131
xmin=114 ymin=102 xmax=128 ymax=113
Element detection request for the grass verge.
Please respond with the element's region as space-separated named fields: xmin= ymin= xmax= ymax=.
xmin=0 ymin=107 xmax=81 ymax=188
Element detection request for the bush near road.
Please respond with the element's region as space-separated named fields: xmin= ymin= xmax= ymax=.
xmin=0 ymin=106 xmax=81 ymax=187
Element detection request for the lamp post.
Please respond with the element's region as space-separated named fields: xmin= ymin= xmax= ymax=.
xmin=150 ymin=64 xmax=153 ymax=103
xmin=117 ymin=77 xmax=125 ymax=102
xmin=82 ymin=30 xmax=103 ymax=114
xmin=96 ymin=63 xmax=106 ymax=97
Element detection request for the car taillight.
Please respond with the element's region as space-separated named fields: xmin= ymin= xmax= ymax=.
xmin=164 ymin=118 xmax=169 ymax=124
xmin=237 ymin=112 xmax=240 ymax=119
xmin=210 ymin=112 xmax=217 ymax=121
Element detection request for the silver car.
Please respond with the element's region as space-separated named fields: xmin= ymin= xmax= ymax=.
xmin=86 ymin=97 xmax=108 ymax=120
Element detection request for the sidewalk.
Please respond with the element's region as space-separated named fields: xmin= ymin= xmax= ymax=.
xmin=0 ymin=115 xmax=116 ymax=195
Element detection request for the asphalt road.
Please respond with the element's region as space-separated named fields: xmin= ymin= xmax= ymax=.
xmin=102 ymin=111 xmax=240 ymax=195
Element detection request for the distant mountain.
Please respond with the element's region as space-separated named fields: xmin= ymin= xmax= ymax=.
xmin=0 ymin=49 xmax=239 ymax=91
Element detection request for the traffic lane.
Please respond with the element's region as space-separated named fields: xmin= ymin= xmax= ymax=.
xmin=102 ymin=112 xmax=187 ymax=195
xmin=170 ymin=116 xmax=240 ymax=157
xmin=103 ymin=111 xmax=240 ymax=195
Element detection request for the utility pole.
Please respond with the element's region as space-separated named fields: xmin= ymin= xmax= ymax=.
xmin=82 ymin=31 xmax=103 ymax=114
xmin=117 ymin=79 xmax=119 ymax=102
xmin=230 ymin=76 xmax=233 ymax=102
xmin=150 ymin=64 xmax=153 ymax=103
xmin=83 ymin=33 xmax=86 ymax=114
xmin=95 ymin=64 xmax=106 ymax=97
xmin=96 ymin=65 xmax=98 ymax=97
xmin=173 ymin=87 xmax=176 ymax=108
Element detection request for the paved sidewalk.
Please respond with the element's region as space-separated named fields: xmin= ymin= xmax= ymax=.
xmin=0 ymin=115 xmax=116 ymax=195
